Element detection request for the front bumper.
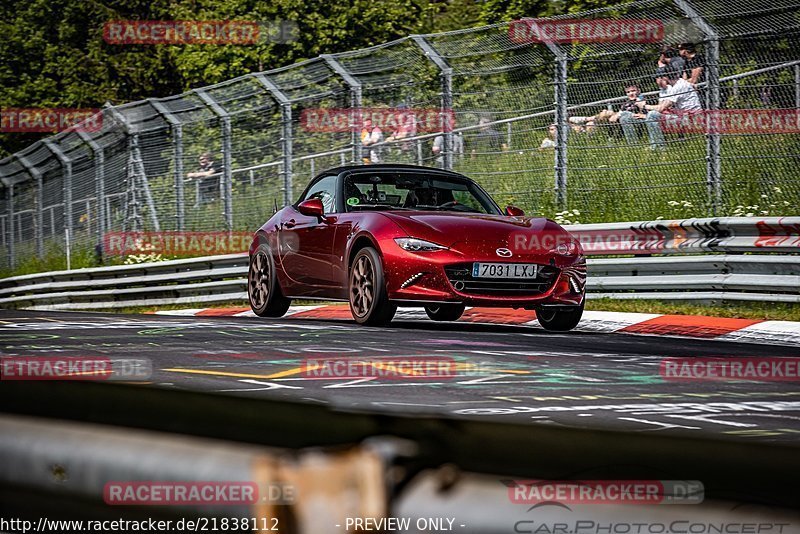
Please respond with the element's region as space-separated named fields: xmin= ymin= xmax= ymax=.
xmin=383 ymin=246 xmax=586 ymax=308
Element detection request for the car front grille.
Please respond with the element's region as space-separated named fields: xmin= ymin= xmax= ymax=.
xmin=444 ymin=263 xmax=559 ymax=296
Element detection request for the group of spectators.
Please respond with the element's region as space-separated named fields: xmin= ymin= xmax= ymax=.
xmin=185 ymin=43 xmax=708 ymax=202
xmin=360 ymin=114 xmax=506 ymax=166
xmin=543 ymin=42 xmax=706 ymax=150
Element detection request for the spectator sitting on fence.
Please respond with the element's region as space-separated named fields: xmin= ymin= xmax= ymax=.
xmin=432 ymin=131 xmax=464 ymax=168
xmin=470 ymin=117 xmax=507 ymax=158
xmin=186 ymin=152 xmax=219 ymax=204
xmin=615 ymin=84 xmax=649 ymax=145
xmin=634 ymin=66 xmax=702 ymax=149
xmin=360 ymin=117 xmax=383 ymax=164
xmin=567 ymin=107 xmax=618 ymax=136
xmin=679 ymin=43 xmax=705 ymax=87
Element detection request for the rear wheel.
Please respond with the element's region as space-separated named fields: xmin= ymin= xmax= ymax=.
xmin=248 ymin=245 xmax=291 ymax=317
xmin=349 ymin=247 xmax=396 ymax=326
xmin=536 ymin=302 xmax=584 ymax=331
xmin=425 ymin=303 xmax=465 ymax=321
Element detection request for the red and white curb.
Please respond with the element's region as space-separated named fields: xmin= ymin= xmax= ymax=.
xmin=152 ymin=305 xmax=800 ymax=347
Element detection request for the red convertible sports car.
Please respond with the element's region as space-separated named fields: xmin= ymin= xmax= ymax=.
xmin=248 ymin=164 xmax=586 ymax=330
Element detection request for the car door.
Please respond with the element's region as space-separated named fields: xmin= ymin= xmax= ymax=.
xmin=278 ymin=175 xmax=339 ymax=294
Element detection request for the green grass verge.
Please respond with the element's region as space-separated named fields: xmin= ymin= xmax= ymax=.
xmin=585 ymin=298 xmax=800 ymax=321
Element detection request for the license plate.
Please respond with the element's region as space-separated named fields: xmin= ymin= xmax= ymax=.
xmin=472 ymin=262 xmax=538 ymax=279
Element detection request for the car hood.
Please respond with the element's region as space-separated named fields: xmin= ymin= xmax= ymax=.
xmin=382 ymin=211 xmax=571 ymax=249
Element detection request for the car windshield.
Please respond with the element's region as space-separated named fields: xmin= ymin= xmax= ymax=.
xmin=342 ymin=172 xmax=500 ymax=214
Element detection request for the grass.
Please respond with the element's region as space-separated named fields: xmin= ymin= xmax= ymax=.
xmin=82 ymin=298 xmax=799 ymax=322
xmin=586 ymin=298 xmax=800 ymax=322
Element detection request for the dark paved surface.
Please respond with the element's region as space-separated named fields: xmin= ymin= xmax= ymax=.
xmin=1 ymin=309 xmax=799 ymax=444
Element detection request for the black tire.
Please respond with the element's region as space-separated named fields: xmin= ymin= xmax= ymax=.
xmin=248 ymin=244 xmax=291 ymax=317
xmin=536 ymin=301 xmax=584 ymax=331
xmin=425 ymin=303 xmax=466 ymax=321
xmin=349 ymin=247 xmax=397 ymax=326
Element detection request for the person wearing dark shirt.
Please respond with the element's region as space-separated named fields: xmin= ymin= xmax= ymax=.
xmin=187 ymin=152 xmax=219 ymax=205
xmin=659 ymin=45 xmax=686 ymax=78
xmin=679 ymin=43 xmax=705 ymax=86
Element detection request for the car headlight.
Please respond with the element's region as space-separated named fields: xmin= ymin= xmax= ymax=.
xmin=394 ymin=238 xmax=448 ymax=252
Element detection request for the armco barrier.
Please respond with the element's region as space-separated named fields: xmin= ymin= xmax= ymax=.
xmin=2 ymin=380 xmax=799 ymax=527
xmin=0 ymin=217 xmax=797 ymax=309
xmin=563 ymin=216 xmax=800 ymax=255
xmin=0 ymin=413 xmax=385 ymax=528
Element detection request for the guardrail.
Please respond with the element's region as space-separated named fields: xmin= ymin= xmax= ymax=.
xmin=564 ymin=217 xmax=800 ymax=255
xmin=0 ymin=412 xmax=385 ymax=527
xmin=0 ymin=217 xmax=797 ymax=309
xmin=3 ymin=381 xmax=799 ymax=511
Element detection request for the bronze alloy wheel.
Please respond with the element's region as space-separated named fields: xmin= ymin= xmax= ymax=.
xmin=248 ymin=251 xmax=270 ymax=310
xmin=350 ymin=254 xmax=375 ymax=318
xmin=349 ymin=247 xmax=397 ymax=326
xmin=248 ymin=245 xmax=291 ymax=317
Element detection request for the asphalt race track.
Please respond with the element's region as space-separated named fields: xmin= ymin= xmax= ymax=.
xmin=2 ymin=309 xmax=799 ymax=444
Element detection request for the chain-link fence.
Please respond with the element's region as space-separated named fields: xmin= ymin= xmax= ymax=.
xmin=1 ymin=0 xmax=798 ymax=271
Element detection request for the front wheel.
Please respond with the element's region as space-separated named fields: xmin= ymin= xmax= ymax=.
xmin=349 ymin=247 xmax=396 ymax=326
xmin=536 ymin=302 xmax=584 ymax=331
xmin=248 ymin=245 xmax=291 ymax=317
xmin=425 ymin=303 xmax=465 ymax=321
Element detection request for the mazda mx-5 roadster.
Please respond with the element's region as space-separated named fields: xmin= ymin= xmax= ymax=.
xmin=247 ymin=164 xmax=586 ymax=329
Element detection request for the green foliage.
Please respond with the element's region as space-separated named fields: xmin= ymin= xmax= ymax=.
xmin=479 ymin=0 xmax=620 ymax=25
xmin=0 ymin=0 xmax=642 ymax=158
xmin=0 ymin=0 xmax=477 ymax=157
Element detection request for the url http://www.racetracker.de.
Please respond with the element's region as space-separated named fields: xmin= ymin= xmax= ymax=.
xmin=0 ymin=517 xmax=281 ymax=532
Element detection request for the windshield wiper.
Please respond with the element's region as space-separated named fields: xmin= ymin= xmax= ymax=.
xmin=413 ymin=204 xmax=482 ymax=213
xmin=350 ymin=204 xmax=411 ymax=210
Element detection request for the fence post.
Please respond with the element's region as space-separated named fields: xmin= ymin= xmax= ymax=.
xmin=195 ymin=89 xmax=233 ymax=230
xmin=411 ymin=35 xmax=454 ymax=171
xmin=555 ymin=57 xmax=569 ymax=209
xmin=42 ymin=140 xmax=73 ymax=260
xmin=322 ymin=55 xmax=362 ymax=164
xmin=672 ymin=0 xmax=721 ymax=214
xmin=538 ymin=34 xmax=568 ymax=210
xmin=6 ymin=183 xmax=13 ymax=269
xmin=105 ymin=104 xmax=161 ymax=232
xmin=0 ymin=180 xmax=4 ymax=267
xmin=532 ymin=27 xmax=569 ymax=209
xmin=15 ymin=155 xmax=44 ymax=259
xmin=150 ymin=100 xmax=185 ymax=231
xmin=76 ymin=125 xmax=107 ymax=250
xmin=254 ymin=74 xmax=294 ymax=207
xmin=795 ymin=64 xmax=800 ymax=110
xmin=705 ymin=38 xmax=721 ymax=214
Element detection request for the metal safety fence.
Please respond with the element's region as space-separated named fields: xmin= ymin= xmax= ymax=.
xmin=2 ymin=217 xmax=797 ymax=309
xmin=0 ymin=0 xmax=799 ymax=271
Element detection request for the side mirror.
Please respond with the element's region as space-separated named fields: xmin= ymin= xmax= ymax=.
xmin=505 ymin=205 xmax=525 ymax=217
xmin=297 ymin=198 xmax=325 ymax=218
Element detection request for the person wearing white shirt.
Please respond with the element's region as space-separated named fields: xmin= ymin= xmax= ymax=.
xmin=636 ymin=66 xmax=702 ymax=149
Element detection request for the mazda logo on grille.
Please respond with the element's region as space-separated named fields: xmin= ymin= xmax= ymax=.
xmin=495 ymin=248 xmax=512 ymax=257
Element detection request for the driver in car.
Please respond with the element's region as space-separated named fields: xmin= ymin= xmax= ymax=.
xmin=404 ymin=187 xmax=454 ymax=208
